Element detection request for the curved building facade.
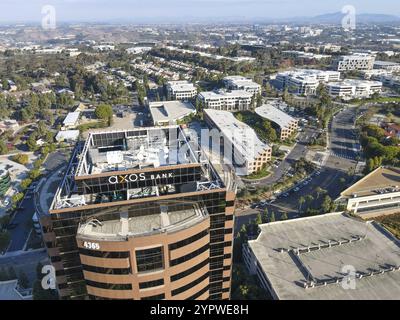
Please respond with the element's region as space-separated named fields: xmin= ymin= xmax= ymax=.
xmin=43 ymin=126 xmax=236 ymax=300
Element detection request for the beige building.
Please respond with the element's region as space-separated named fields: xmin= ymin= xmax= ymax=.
xmin=338 ymin=166 xmax=400 ymax=218
xmin=255 ymin=100 xmax=299 ymax=141
xmin=204 ymin=109 xmax=272 ymax=176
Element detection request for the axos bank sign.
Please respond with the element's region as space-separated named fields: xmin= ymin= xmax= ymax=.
xmin=108 ymin=172 xmax=174 ymax=185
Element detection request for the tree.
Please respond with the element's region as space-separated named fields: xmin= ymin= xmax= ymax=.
xmin=269 ymin=211 xmax=276 ymax=223
xmin=262 ymin=208 xmax=269 ymax=223
xmin=7 ymin=266 xmax=16 ymax=279
xmin=321 ymin=195 xmax=333 ymax=214
xmin=95 ymin=104 xmax=113 ymax=122
xmin=255 ymin=212 xmax=263 ymax=225
xmin=315 ymin=187 xmax=326 ymax=199
xmin=20 ymin=178 xmax=32 ymax=191
xmin=11 ymin=153 xmax=29 ymax=165
xmin=298 ymin=196 xmax=306 ymax=211
xmin=280 ymin=212 xmax=288 ymax=221
xmin=0 ymin=140 xmax=8 ymax=155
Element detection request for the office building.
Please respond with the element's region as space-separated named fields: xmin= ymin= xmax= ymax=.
xmin=333 ymin=53 xmax=375 ymax=71
xmin=166 ymin=81 xmax=197 ymax=101
xmin=338 ymin=166 xmax=400 ymax=218
xmin=244 ymin=212 xmax=400 ymax=300
xmin=148 ymin=101 xmax=196 ymax=126
xmin=204 ymin=109 xmax=272 ymax=176
xmin=223 ymin=76 xmax=261 ymax=96
xmin=373 ymin=61 xmax=400 ymax=72
xmin=326 ymin=80 xmax=382 ymax=99
xmin=42 ymin=126 xmax=236 ymax=300
xmin=197 ymin=90 xmax=253 ymax=111
xmin=275 ymin=69 xmax=341 ymax=96
xmin=255 ymin=101 xmax=299 ymax=141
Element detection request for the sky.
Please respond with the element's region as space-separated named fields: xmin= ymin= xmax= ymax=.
xmin=0 ymin=0 xmax=399 ymax=23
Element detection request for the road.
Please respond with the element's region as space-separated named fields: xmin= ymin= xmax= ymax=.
xmin=235 ymin=106 xmax=360 ymax=231
xmin=6 ymin=191 xmax=36 ymax=252
xmin=247 ymin=126 xmax=319 ymax=186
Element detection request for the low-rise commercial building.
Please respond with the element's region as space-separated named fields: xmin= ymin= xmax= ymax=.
xmin=204 ymin=109 xmax=272 ymax=176
xmin=244 ymin=212 xmax=400 ymax=300
xmin=326 ymin=80 xmax=382 ymax=99
xmin=166 ymin=81 xmax=197 ymax=101
xmin=148 ymin=101 xmax=196 ymax=126
xmin=275 ymin=69 xmax=341 ymax=96
xmin=223 ymin=76 xmax=261 ymax=96
xmin=62 ymin=112 xmax=81 ymax=130
xmin=198 ymin=90 xmax=253 ymax=111
xmin=255 ymin=101 xmax=299 ymax=140
xmin=338 ymin=166 xmax=400 ymax=218
xmin=55 ymin=130 xmax=80 ymax=143
xmin=333 ymin=53 xmax=375 ymax=71
xmin=373 ymin=60 xmax=400 ymax=72
xmin=376 ymin=74 xmax=400 ymax=89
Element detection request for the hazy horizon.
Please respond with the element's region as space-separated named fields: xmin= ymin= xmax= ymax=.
xmin=0 ymin=0 xmax=399 ymax=24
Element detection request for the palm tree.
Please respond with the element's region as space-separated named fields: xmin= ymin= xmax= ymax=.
xmin=298 ymin=196 xmax=306 ymax=212
xmin=315 ymin=187 xmax=326 ymax=199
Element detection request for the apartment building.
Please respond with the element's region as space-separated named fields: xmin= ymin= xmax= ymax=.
xmin=203 ymin=109 xmax=272 ymax=176
xmin=275 ymin=69 xmax=341 ymax=96
xmin=41 ymin=126 xmax=236 ymax=300
xmin=255 ymin=100 xmax=299 ymax=141
xmin=223 ymin=76 xmax=261 ymax=96
xmin=326 ymin=80 xmax=382 ymax=99
xmin=166 ymin=81 xmax=197 ymax=101
xmin=333 ymin=53 xmax=375 ymax=71
xmin=197 ymin=90 xmax=253 ymax=111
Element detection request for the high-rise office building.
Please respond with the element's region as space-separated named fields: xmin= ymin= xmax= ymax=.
xmin=42 ymin=126 xmax=236 ymax=300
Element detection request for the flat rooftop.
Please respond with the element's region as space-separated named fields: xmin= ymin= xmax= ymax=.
xmin=256 ymin=101 xmax=297 ymax=129
xmin=199 ymin=89 xmax=253 ymax=100
xmin=149 ymin=101 xmax=196 ymax=124
xmin=328 ymin=79 xmax=382 ymax=87
xmin=204 ymin=108 xmax=270 ymax=162
xmin=248 ymin=212 xmax=400 ymax=300
xmin=167 ymin=80 xmax=196 ymax=92
xmin=76 ymin=126 xmax=199 ymax=176
xmin=77 ymin=202 xmax=207 ymax=240
xmin=341 ymin=167 xmax=400 ymax=198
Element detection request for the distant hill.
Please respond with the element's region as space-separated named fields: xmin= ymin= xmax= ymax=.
xmin=287 ymin=12 xmax=400 ymax=24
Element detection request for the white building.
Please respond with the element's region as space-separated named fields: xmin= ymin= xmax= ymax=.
xmin=166 ymin=81 xmax=197 ymax=101
xmin=377 ymin=74 xmax=400 ymax=89
xmin=203 ymin=109 xmax=272 ymax=176
xmin=223 ymin=76 xmax=261 ymax=96
xmin=326 ymin=80 xmax=382 ymax=99
xmin=275 ymin=69 xmax=341 ymax=96
xmin=62 ymin=112 xmax=80 ymax=129
xmin=333 ymin=53 xmax=375 ymax=71
xmin=255 ymin=100 xmax=299 ymax=140
xmin=338 ymin=166 xmax=400 ymax=218
xmin=373 ymin=61 xmax=400 ymax=72
xmin=55 ymin=130 xmax=80 ymax=143
xmin=282 ymin=50 xmax=331 ymax=61
xmin=148 ymin=101 xmax=196 ymax=126
xmin=198 ymin=90 xmax=253 ymax=111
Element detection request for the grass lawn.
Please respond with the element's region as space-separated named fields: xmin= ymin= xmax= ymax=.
xmin=244 ymin=167 xmax=271 ymax=180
